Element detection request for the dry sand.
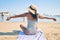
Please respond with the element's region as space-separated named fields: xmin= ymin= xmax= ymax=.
xmin=0 ymin=22 xmax=60 ymax=40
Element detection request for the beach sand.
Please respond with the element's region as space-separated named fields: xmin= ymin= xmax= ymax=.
xmin=0 ymin=22 xmax=60 ymax=40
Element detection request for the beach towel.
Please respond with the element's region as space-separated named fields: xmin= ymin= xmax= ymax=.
xmin=17 ymin=30 xmax=46 ymax=40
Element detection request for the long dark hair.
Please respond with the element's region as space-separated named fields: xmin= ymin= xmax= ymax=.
xmin=30 ymin=11 xmax=38 ymax=21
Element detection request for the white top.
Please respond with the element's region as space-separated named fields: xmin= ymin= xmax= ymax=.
xmin=27 ymin=19 xmax=37 ymax=35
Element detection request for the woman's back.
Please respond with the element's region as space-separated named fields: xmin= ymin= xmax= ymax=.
xmin=26 ymin=13 xmax=38 ymax=35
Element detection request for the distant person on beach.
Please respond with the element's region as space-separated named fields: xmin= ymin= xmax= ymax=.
xmin=6 ymin=4 xmax=56 ymax=35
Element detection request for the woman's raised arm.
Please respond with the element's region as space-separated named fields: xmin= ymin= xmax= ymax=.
xmin=6 ymin=13 xmax=28 ymax=21
xmin=38 ymin=14 xmax=56 ymax=21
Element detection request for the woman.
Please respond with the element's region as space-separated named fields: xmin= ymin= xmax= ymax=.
xmin=6 ymin=4 xmax=56 ymax=35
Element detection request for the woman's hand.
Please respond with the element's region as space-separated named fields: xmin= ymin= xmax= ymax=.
xmin=6 ymin=17 xmax=11 ymax=21
xmin=52 ymin=18 xmax=56 ymax=21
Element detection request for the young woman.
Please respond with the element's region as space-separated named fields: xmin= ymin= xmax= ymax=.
xmin=6 ymin=4 xmax=56 ymax=35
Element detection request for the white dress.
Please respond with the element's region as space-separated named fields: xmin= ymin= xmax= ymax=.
xmin=17 ymin=14 xmax=46 ymax=40
xmin=17 ymin=20 xmax=46 ymax=40
xmin=27 ymin=19 xmax=37 ymax=35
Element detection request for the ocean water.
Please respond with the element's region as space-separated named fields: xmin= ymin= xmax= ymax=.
xmin=0 ymin=15 xmax=60 ymax=22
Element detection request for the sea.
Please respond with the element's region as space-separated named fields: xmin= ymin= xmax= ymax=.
xmin=0 ymin=14 xmax=60 ymax=22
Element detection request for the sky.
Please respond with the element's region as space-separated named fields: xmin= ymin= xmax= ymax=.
xmin=0 ymin=0 xmax=60 ymax=15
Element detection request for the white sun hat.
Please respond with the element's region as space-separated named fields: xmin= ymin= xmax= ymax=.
xmin=28 ymin=4 xmax=38 ymax=14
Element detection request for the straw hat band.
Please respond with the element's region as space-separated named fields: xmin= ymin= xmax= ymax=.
xmin=30 ymin=6 xmax=36 ymax=11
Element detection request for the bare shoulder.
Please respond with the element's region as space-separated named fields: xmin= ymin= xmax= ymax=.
xmin=38 ymin=13 xmax=44 ymax=18
xmin=24 ymin=12 xmax=29 ymax=16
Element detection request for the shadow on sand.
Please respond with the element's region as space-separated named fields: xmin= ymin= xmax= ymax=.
xmin=0 ymin=30 xmax=21 ymax=36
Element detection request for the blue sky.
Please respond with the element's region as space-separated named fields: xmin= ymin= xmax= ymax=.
xmin=0 ymin=0 xmax=60 ymax=15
